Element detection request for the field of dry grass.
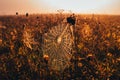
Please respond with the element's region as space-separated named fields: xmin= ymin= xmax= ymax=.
xmin=0 ymin=14 xmax=120 ymax=80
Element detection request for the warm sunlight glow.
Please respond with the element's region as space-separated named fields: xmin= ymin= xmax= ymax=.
xmin=0 ymin=0 xmax=120 ymax=15
xmin=42 ymin=0 xmax=114 ymax=13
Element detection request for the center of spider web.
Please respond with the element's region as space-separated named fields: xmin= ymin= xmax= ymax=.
xmin=57 ymin=37 xmax=62 ymax=44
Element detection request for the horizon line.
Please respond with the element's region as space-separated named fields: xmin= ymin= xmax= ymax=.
xmin=0 ymin=12 xmax=120 ymax=16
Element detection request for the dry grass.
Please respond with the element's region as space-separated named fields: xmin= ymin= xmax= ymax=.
xmin=0 ymin=14 xmax=120 ymax=80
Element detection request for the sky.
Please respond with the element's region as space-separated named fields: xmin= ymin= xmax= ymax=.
xmin=0 ymin=0 xmax=120 ymax=15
